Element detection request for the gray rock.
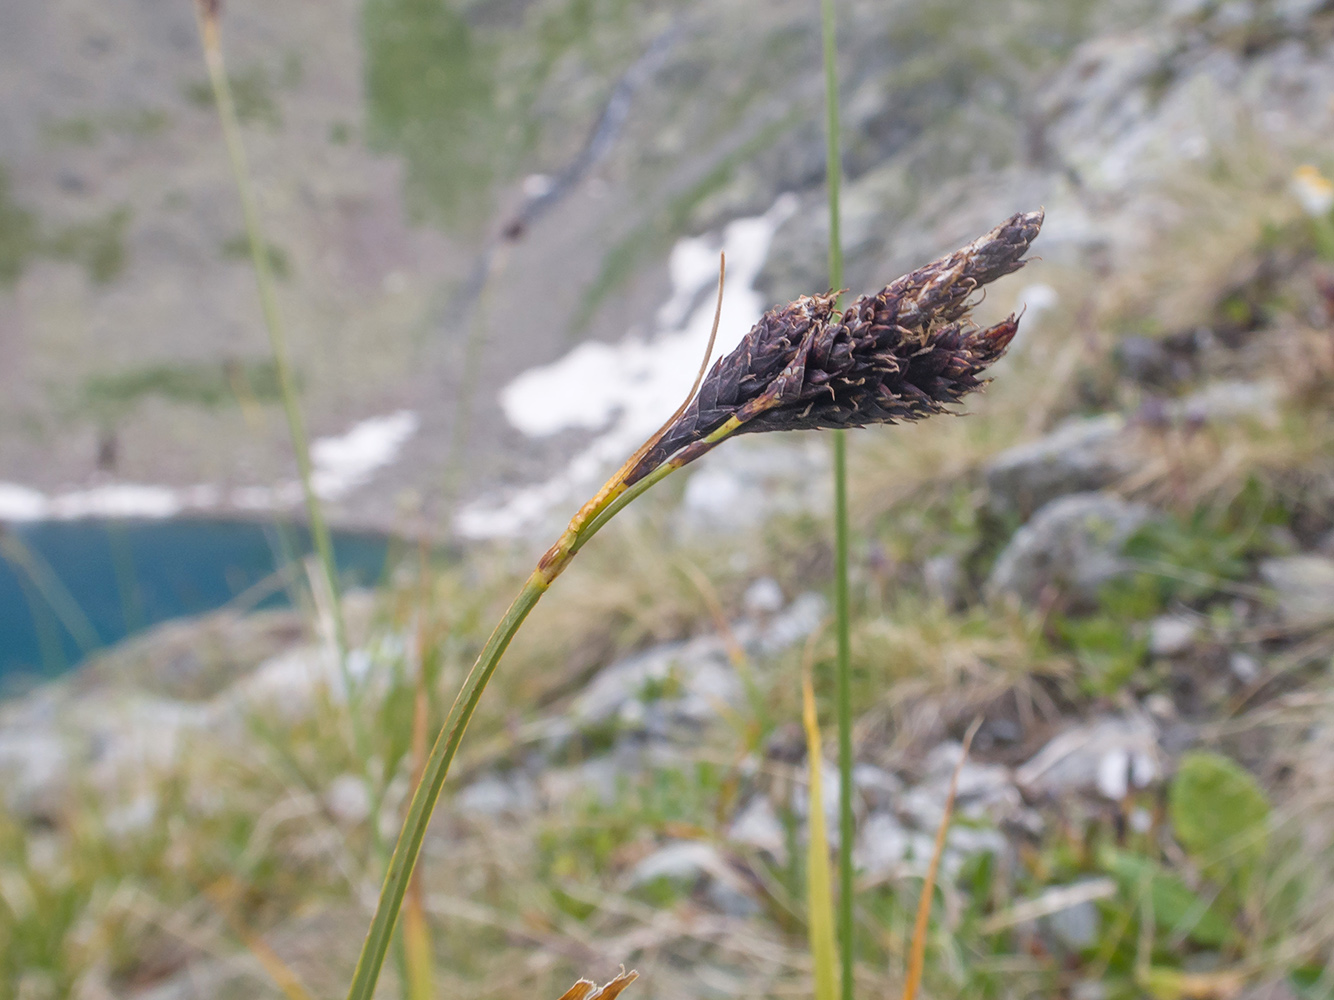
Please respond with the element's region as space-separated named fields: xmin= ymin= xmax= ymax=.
xmin=1043 ymin=897 xmax=1102 ymax=952
xmin=987 ymin=492 xmax=1156 ymax=607
xmin=1117 ymin=335 xmax=1186 ymax=386
xmin=1230 ymin=651 xmax=1261 ymax=684
xmin=923 ymin=553 xmax=963 ymax=609
xmin=1016 ymin=714 xmax=1160 ymax=801
xmin=728 ymin=796 xmax=787 ymax=861
xmin=751 ymin=592 xmax=827 ymax=656
xmin=854 ymin=810 xmax=1006 ymax=883
xmin=539 ymin=757 xmax=624 ymax=807
xmin=1072 ymin=980 xmax=1110 ymax=1000
xmin=705 ymin=877 xmax=761 ymax=918
xmin=455 ymin=773 xmax=537 ymax=817
xmin=569 ymin=635 xmax=742 ymax=736
xmin=1170 ymin=380 xmax=1281 ymax=425
xmin=72 ymin=608 xmax=309 ymax=701
xmin=757 ymin=162 xmax=914 ymax=303
xmin=853 ymin=763 xmax=904 ymax=813
xmin=742 ymin=577 xmax=785 ymax=615
xmin=1259 ymin=555 xmax=1334 ymax=628
xmin=1148 ymin=615 xmax=1199 ymax=657
xmin=0 ymin=724 xmax=70 ymax=821
xmin=986 ymin=416 xmax=1131 ymax=520
xmin=629 ymin=841 xmax=758 ymax=916
xmin=1 ymin=682 xmax=219 ymax=824
xmin=792 ymin=756 xmax=844 ymax=843
xmin=901 ymin=742 xmax=1024 ymax=829
xmin=854 ymin=812 xmax=934 ymax=882
xmin=677 ymin=438 xmax=830 ymax=535
xmin=324 ymin=773 xmax=372 ymax=827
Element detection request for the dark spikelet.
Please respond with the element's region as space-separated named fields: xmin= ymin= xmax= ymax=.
xmin=625 ymin=209 xmax=1043 ymax=485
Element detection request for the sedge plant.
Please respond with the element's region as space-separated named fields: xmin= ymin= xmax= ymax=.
xmin=346 ymin=208 xmax=1045 ymax=1000
xmin=816 ymin=0 xmax=856 ymax=993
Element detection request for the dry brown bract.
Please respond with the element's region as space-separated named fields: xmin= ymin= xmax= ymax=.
xmin=625 ymin=209 xmax=1044 ymax=485
xmin=556 ymin=970 xmax=639 ymax=1000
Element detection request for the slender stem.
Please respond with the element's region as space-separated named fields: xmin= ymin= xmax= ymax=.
xmin=342 ymin=415 xmax=739 ymax=1000
xmin=0 ymin=534 xmax=101 ymax=654
xmin=818 ymin=0 xmax=855 ymax=994
xmin=345 ymin=569 xmax=546 ymax=1000
xmin=196 ymin=10 xmax=350 ymax=682
xmin=832 ymin=432 xmax=854 ymax=987
xmin=197 ymin=13 xmax=394 ymax=958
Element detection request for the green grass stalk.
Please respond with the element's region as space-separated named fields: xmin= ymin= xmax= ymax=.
xmin=818 ymin=0 xmax=855 ymax=995
xmin=194 ymin=11 xmax=401 ymax=980
xmin=0 ymin=532 xmax=101 ymax=655
xmin=194 ymin=5 xmax=349 ymax=683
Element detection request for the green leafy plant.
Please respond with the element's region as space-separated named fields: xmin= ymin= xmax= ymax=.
xmin=1170 ymin=751 xmax=1271 ymax=891
xmin=1100 ymin=847 xmax=1234 ymax=948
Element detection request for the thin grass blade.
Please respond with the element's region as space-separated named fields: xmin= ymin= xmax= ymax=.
xmin=902 ymin=719 xmax=980 ymax=1000
xmin=803 ymin=665 xmax=841 ymax=1000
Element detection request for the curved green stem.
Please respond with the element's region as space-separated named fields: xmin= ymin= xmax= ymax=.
xmin=344 ymin=417 xmax=741 ymax=1000
xmin=345 ymin=571 xmax=546 ymax=1000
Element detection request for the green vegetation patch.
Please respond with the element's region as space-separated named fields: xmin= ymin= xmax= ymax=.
xmin=0 ymin=169 xmax=131 ymax=287
xmin=1052 ymin=479 xmax=1288 ymax=695
xmin=186 ymin=65 xmax=282 ymax=128
xmin=43 ymin=108 xmax=171 ymax=146
xmin=45 ymin=206 xmax=132 ymax=284
xmin=363 ymin=0 xmax=500 ymax=229
xmin=0 ymin=167 xmax=38 ymax=287
xmin=220 ymin=233 xmax=292 ymax=279
xmin=80 ymin=359 xmax=285 ymax=421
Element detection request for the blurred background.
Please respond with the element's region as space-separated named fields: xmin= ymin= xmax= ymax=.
xmin=3 ymin=0 xmax=1334 ymax=996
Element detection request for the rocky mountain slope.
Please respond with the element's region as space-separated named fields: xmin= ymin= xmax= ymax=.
xmin=2 ymin=0 xmax=1329 ymax=535
xmin=4 ymin=1 xmax=1334 ymax=998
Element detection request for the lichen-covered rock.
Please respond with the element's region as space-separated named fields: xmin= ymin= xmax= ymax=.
xmin=986 ymin=415 xmax=1131 ymax=520
xmin=1259 ymin=555 xmax=1334 ymax=628
xmin=987 ymin=492 xmax=1156 ymax=607
xmin=1016 ymin=714 xmax=1162 ymax=801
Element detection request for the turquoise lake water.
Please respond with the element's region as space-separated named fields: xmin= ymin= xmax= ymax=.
xmin=0 ymin=519 xmax=391 ymax=692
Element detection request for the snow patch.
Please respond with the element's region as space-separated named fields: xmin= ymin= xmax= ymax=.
xmin=311 ymin=410 xmax=419 ymax=500
xmin=0 ymin=484 xmax=49 ymax=522
xmin=455 ymin=194 xmax=799 ymax=539
xmin=47 ymin=485 xmax=183 ymax=519
xmin=0 ymin=411 xmax=418 ymax=523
